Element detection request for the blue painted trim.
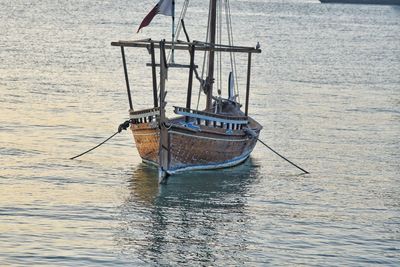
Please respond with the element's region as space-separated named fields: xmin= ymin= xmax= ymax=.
xmin=167 ymin=152 xmax=251 ymax=174
xmin=142 ymin=152 xmax=251 ymax=174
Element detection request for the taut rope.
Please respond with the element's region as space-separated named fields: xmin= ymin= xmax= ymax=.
xmin=70 ymin=120 xmax=130 ymax=160
xmin=244 ymin=128 xmax=309 ymax=174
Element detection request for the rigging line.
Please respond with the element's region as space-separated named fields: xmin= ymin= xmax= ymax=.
xmin=180 ymin=19 xmax=204 ymax=87
xmin=175 ymin=0 xmax=189 ymax=41
xmin=226 ymin=0 xmax=240 ymax=103
xmin=215 ymin=1 xmax=222 ymax=95
xmin=215 ymin=1 xmax=219 ymax=97
xmin=226 ymin=0 xmax=238 ymax=98
xmin=225 ymin=0 xmax=234 ymax=94
xmin=174 ymin=0 xmax=185 ymax=39
xmin=218 ymin=0 xmax=222 ymax=96
xmin=216 ymin=0 xmax=219 ymax=96
xmin=196 ymin=0 xmax=212 ymax=110
xmin=225 ymin=0 xmax=235 ymax=97
xmin=166 ymin=0 xmax=189 ymax=63
xmin=179 ymin=19 xmax=205 ymax=106
xmin=158 ymin=0 xmax=189 ymax=104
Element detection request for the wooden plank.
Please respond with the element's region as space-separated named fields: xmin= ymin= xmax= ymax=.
xmin=111 ymin=40 xmax=261 ymax=54
xmin=174 ymin=106 xmax=248 ymax=124
xmin=174 ymin=106 xmax=247 ymax=121
xmin=129 ymin=107 xmax=160 ymax=120
xmin=146 ymin=63 xmax=198 ymax=69
xmin=129 ymin=107 xmax=160 ymax=115
xmin=175 ymin=110 xmax=248 ymax=125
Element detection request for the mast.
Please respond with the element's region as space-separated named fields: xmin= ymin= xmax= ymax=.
xmin=206 ymin=0 xmax=217 ymax=111
xmin=158 ymin=40 xmax=169 ymax=182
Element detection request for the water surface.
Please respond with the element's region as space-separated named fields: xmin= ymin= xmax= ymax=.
xmin=1 ymin=0 xmax=399 ymax=265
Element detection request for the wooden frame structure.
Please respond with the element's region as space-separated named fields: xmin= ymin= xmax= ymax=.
xmin=112 ymin=39 xmax=261 ymax=120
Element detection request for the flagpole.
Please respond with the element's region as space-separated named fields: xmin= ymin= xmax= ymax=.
xmin=171 ymin=0 xmax=175 ymax=63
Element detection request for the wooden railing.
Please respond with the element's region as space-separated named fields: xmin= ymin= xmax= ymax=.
xmin=174 ymin=106 xmax=248 ymax=130
xmin=129 ymin=107 xmax=160 ymax=124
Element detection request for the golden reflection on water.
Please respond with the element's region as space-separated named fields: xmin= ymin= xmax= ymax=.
xmin=126 ymin=164 xmax=160 ymax=205
xmin=126 ymin=160 xmax=260 ymax=205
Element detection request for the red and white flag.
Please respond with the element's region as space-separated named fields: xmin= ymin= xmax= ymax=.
xmin=137 ymin=0 xmax=174 ymax=33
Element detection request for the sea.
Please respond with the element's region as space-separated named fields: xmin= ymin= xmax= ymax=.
xmin=1 ymin=0 xmax=399 ymax=265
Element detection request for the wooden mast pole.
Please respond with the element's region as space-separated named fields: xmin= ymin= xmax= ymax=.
xmin=120 ymin=46 xmax=133 ymax=110
xmin=206 ymin=0 xmax=217 ymax=111
xmin=186 ymin=45 xmax=196 ymax=112
xmin=150 ymin=42 xmax=158 ymax=107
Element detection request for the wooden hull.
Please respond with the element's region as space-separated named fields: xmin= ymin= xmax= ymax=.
xmin=130 ymin=111 xmax=261 ymax=174
xmin=131 ymin=122 xmax=159 ymax=164
xmin=167 ymin=124 xmax=259 ymax=173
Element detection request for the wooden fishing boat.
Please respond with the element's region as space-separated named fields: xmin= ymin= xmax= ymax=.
xmin=112 ymin=0 xmax=262 ymax=181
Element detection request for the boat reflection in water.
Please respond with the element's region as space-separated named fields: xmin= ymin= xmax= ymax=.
xmin=116 ymin=159 xmax=261 ymax=265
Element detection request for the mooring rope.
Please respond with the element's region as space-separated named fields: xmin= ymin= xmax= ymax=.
xmin=71 ymin=120 xmax=309 ymax=175
xmin=256 ymin=138 xmax=309 ymax=174
xmin=70 ymin=120 xmax=130 ymax=160
xmin=244 ymin=128 xmax=309 ymax=174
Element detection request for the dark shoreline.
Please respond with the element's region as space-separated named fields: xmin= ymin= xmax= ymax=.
xmin=320 ymin=0 xmax=400 ymax=5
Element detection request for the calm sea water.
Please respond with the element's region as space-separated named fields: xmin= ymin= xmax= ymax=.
xmin=1 ymin=0 xmax=399 ymax=265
